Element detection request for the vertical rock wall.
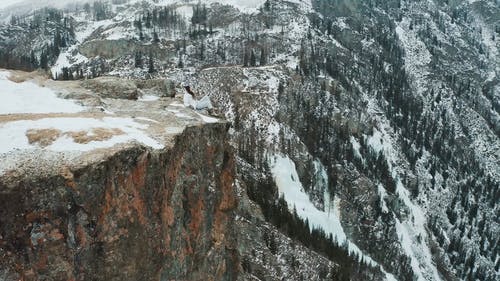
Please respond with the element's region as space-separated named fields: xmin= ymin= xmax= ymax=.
xmin=0 ymin=123 xmax=238 ymax=281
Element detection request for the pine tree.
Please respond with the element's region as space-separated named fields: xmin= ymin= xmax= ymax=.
xmin=30 ymin=51 xmax=38 ymax=69
xmin=199 ymin=40 xmax=205 ymax=61
xmin=260 ymin=47 xmax=267 ymax=66
xmin=250 ymin=50 xmax=256 ymax=67
xmin=134 ymin=51 xmax=142 ymax=68
xmin=177 ymin=55 xmax=184 ymax=68
xmin=148 ymin=52 xmax=155 ymax=73
xmin=243 ymin=48 xmax=249 ymax=67
xmin=264 ymin=0 xmax=271 ymax=11
xmin=153 ymin=30 xmax=159 ymax=43
xmin=40 ymin=51 xmax=48 ymax=70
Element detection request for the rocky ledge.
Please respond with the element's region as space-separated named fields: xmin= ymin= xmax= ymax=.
xmin=0 ymin=70 xmax=238 ymax=281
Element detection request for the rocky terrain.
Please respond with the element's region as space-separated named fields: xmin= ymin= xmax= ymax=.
xmin=0 ymin=0 xmax=499 ymax=280
xmin=0 ymin=71 xmax=239 ymax=281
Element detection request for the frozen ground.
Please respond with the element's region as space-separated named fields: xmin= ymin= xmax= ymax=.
xmin=0 ymin=71 xmax=84 ymax=114
xmin=0 ymin=69 xmax=222 ymax=174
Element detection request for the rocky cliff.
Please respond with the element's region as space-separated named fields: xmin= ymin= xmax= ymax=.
xmin=0 ymin=72 xmax=238 ymax=281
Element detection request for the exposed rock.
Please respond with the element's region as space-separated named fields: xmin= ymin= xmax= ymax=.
xmin=136 ymin=78 xmax=177 ymax=98
xmin=78 ymin=39 xmax=171 ymax=60
xmin=81 ymin=76 xmax=139 ymax=100
xmin=0 ymin=124 xmax=238 ymax=281
xmin=0 ymin=72 xmax=237 ymax=281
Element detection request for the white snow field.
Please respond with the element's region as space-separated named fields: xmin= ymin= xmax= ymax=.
xmin=0 ymin=70 xmax=84 ymax=114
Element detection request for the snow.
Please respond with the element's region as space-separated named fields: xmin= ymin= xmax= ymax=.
xmin=350 ymin=136 xmax=362 ymax=160
xmin=102 ymin=26 xmax=135 ymax=40
xmin=395 ymin=180 xmax=442 ymax=281
xmin=395 ymin=18 xmax=431 ymax=95
xmin=176 ymin=5 xmax=193 ymax=21
xmin=74 ymin=18 xmax=115 ymax=42
xmin=169 ymin=101 xmax=185 ymax=107
xmin=364 ymin=97 xmax=443 ymax=281
xmin=134 ymin=116 xmax=159 ymax=123
xmin=0 ymin=117 xmax=163 ymax=153
xmin=51 ymin=46 xmax=89 ymax=78
xmin=334 ymin=17 xmax=349 ymax=30
xmin=270 ymin=154 xmax=397 ymax=281
xmin=266 ymin=75 xmax=280 ymax=93
xmin=165 ymin=126 xmax=184 ymax=134
xmin=366 ymin=128 xmax=389 ymax=155
xmin=377 ymin=184 xmax=389 ymax=214
xmin=196 ymin=0 xmax=266 ymax=13
xmin=0 ymin=0 xmax=28 ymax=8
xmin=195 ymin=112 xmax=218 ymax=123
xmin=0 ymin=0 xmax=88 ymax=9
xmin=475 ymin=17 xmax=499 ymax=78
xmin=270 ymin=155 xmax=348 ymax=245
xmin=139 ymin=94 xmax=160 ymax=101
xmin=0 ymin=70 xmax=84 ymax=114
xmin=147 ymin=0 xmax=267 ymax=13
xmin=266 ymin=121 xmax=280 ymax=143
xmin=0 ymin=70 xmax=168 ymax=153
xmin=50 ymin=14 xmax=116 ymax=78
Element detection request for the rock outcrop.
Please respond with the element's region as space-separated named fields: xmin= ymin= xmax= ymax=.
xmin=0 ymin=123 xmax=238 ymax=281
xmin=81 ymin=76 xmax=177 ymax=100
xmin=0 ymin=72 xmax=238 ymax=281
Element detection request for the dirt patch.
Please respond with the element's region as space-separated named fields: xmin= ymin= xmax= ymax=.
xmin=26 ymin=127 xmax=125 ymax=147
xmin=0 ymin=112 xmax=108 ymax=124
xmin=26 ymin=129 xmax=62 ymax=147
xmin=67 ymin=128 xmax=125 ymax=144
xmin=7 ymin=70 xmax=44 ymax=83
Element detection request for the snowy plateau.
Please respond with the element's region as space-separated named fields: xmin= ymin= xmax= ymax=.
xmin=0 ymin=0 xmax=499 ymax=281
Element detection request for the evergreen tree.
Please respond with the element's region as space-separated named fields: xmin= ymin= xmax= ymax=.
xmin=250 ymin=50 xmax=256 ymax=67
xmin=40 ymin=51 xmax=48 ymax=70
xmin=199 ymin=40 xmax=205 ymax=61
xmin=260 ymin=47 xmax=267 ymax=66
xmin=177 ymin=55 xmax=184 ymax=68
xmin=134 ymin=51 xmax=142 ymax=68
xmin=153 ymin=30 xmax=160 ymax=43
xmin=243 ymin=48 xmax=250 ymax=67
xmin=148 ymin=52 xmax=155 ymax=73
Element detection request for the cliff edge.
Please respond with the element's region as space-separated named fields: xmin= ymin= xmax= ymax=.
xmin=0 ymin=70 xmax=238 ymax=281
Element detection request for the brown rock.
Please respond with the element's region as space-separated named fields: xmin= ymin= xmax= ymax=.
xmin=0 ymin=124 xmax=238 ymax=281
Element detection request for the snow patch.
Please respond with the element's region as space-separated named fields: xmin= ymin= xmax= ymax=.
xmin=195 ymin=112 xmax=218 ymax=123
xmin=395 ymin=180 xmax=441 ymax=281
xmin=270 ymin=154 xmax=397 ymax=281
xmin=51 ymin=46 xmax=89 ymax=78
xmin=139 ymin=94 xmax=160 ymax=101
xmin=377 ymin=184 xmax=389 ymax=214
xmin=366 ymin=128 xmax=388 ymax=155
xmin=169 ymin=101 xmax=185 ymax=107
xmin=0 ymin=117 xmax=163 ymax=153
xmin=165 ymin=126 xmax=184 ymax=134
xmin=350 ymin=136 xmax=362 ymax=160
xmin=395 ymin=18 xmax=431 ymax=95
xmin=0 ymin=71 xmax=84 ymax=114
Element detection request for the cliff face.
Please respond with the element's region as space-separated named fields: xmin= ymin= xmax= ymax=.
xmin=0 ymin=123 xmax=238 ymax=281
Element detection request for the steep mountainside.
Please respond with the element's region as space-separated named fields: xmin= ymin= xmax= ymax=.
xmin=0 ymin=0 xmax=498 ymax=280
